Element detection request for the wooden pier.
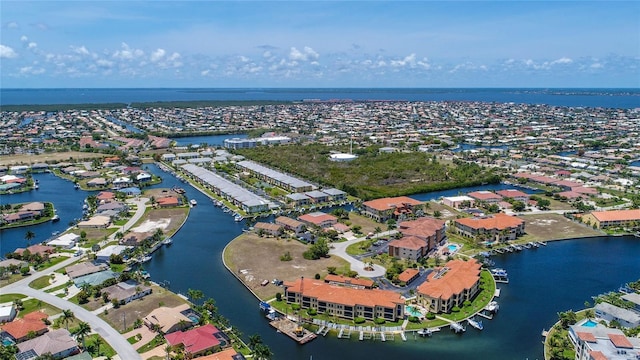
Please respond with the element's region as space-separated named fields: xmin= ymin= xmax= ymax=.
xmin=269 ymin=318 xmax=317 ymax=344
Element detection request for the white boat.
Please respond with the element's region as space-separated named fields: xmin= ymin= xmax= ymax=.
xmin=467 ymin=317 xmax=484 ymax=330
xmin=74 ymin=184 xmax=80 ymax=190
xmin=34 ymin=184 xmax=39 ymax=190
xmin=190 ymin=199 xmax=197 ymax=206
xmin=140 ymin=255 xmax=152 ymax=263
xmin=162 ymin=238 xmax=173 ymax=246
xmin=450 ymin=322 xmax=466 ymax=333
xmin=417 ymin=328 xmax=433 ymax=337
xmin=51 ymin=215 xmax=60 ymax=222
xmin=486 ymin=301 xmax=500 ymax=313
xmin=234 ymin=214 xmax=244 ymax=222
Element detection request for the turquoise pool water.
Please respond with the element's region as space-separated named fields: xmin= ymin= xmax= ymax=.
xmin=583 ymin=319 xmax=598 ymax=327
xmin=406 ymin=306 xmax=422 ymax=317
xmin=448 ymin=244 xmax=459 ymax=252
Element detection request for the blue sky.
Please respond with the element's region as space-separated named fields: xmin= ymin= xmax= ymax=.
xmin=1 ymin=1 xmax=639 ymax=88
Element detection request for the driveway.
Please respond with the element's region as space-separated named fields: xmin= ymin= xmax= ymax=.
xmin=329 ymin=231 xmax=395 ymax=277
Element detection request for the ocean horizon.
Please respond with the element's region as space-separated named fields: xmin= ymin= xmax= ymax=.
xmin=2 ymin=87 xmax=638 ymax=108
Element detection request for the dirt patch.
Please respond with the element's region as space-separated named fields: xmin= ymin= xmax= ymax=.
xmin=130 ymin=219 xmax=171 ymax=233
xmin=99 ymin=285 xmax=188 ymax=333
xmin=520 ymin=213 xmax=603 ymax=241
xmin=132 ymin=206 xmax=188 ymax=237
xmin=224 ymin=233 xmax=349 ymax=301
xmin=0 ymin=152 xmax=108 ymax=166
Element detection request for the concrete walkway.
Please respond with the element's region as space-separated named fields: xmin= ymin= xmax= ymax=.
xmin=329 ymin=231 xmax=393 ymax=277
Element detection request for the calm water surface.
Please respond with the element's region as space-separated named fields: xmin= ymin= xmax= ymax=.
xmin=3 ymin=167 xmax=639 ymax=359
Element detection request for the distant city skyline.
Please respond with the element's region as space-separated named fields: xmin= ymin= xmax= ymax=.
xmin=1 ymin=1 xmax=639 ymax=88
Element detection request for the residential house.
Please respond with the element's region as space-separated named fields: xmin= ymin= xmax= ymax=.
xmin=87 ymin=177 xmax=108 ymax=188
xmin=361 ymin=196 xmax=423 ymax=222
xmin=298 ymin=212 xmax=338 ymax=229
xmin=416 ymin=259 xmax=482 ymax=313
xmin=165 ymin=324 xmax=230 ymax=357
xmin=304 ymin=190 xmax=329 ymax=204
xmin=0 ymin=305 xmax=16 ymax=323
xmin=197 ymin=348 xmax=245 ymax=360
xmin=14 ymin=245 xmax=54 ymax=258
xmin=321 ymin=188 xmax=347 ymax=202
xmin=77 ymin=215 xmax=111 ymax=229
xmin=581 ymin=209 xmax=640 ymax=229
xmin=594 ymin=302 xmax=640 ymax=328
xmin=121 ymin=232 xmax=152 ymax=246
xmin=46 ymin=233 xmax=79 ymax=249
xmin=15 ymin=329 xmax=79 ymax=359
xmin=102 ymin=280 xmax=152 ymax=305
xmin=285 ymin=193 xmax=310 ymax=207
xmin=95 ymin=245 xmax=130 ymax=263
xmin=156 ymin=196 xmax=181 ymax=208
xmin=468 ymin=191 xmax=503 ymax=204
xmin=284 ymin=277 xmax=405 ymax=322
xmin=442 ymin=195 xmax=475 ymax=209
xmin=621 ymin=293 xmax=640 ymax=313
xmin=65 ymin=262 xmax=108 ymax=279
xmin=144 ymin=304 xmax=193 ymax=334
xmin=254 ymin=222 xmax=282 ymax=237
xmin=495 ymin=189 xmax=530 ymax=202
xmin=96 ymin=202 xmax=128 ymax=217
xmin=275 ymin=216 xmax=306 ymax=234
xmin=0 ymin=311 xmax=49 ymax=342
xmin=568 ymin=323 xmax=640 ymax=360
xmin=454 ymin=213 xmax=525 ymax=242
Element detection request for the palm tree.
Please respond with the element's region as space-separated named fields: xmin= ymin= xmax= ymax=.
xmin=253 ymin=343 xmax=273 ymax=360
xmin=61 ymin=309 xmax=75 ymax=331
xmin=24 ymin=230 xmax=35 ymax=246
xmin=74 ymin=321 xmax=92 ymax=349
xmin=186 ymin=288 xmax=203 ymax=304
xmin=248 ymin=334 xmax=263 ymax=350
xmin=93 ymin=336 xmax=103 ymax=356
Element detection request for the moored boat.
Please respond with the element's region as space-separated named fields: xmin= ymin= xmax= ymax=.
xmin=190 ymin=199 xmax=197 ymax=206
xmin=467 ymin=317 xmax=484 ymax=330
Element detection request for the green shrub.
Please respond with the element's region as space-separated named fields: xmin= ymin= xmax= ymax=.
xmin=307 ymin=308 xmax=317 ymax=316
xmin=291 ymin=303 xmax=301 ymax=310
xmin=408 ymin=316 xmax=420 ymax=323
xmin=425 ymin=312 xmax=435 ymax=320
xmin=354 ymin=317 xmax=366 ymax=324
xmin=452 ymin=306 xmax=460 ymax=312
xmin=374 ymin=317 xmax=386 ymax=325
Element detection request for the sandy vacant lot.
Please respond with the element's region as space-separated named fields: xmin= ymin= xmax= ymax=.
xmin=0 ymin=152 xmax=107 ymax=166
xmin=224 ymin=233 xmax=350 ymax=300
xmin=520 ymin=213 xmax=603 ymax=241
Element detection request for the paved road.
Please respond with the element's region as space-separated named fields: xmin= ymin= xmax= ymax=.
xmin=0 ymin=198 xmax=151 ymax=360
xmin=329 ymin=231 xmax=396 ymax=277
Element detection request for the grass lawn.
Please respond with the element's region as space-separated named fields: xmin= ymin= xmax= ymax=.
xmin=346 ymin=239 xmax=375 ymax=256
xmin=137 ymin=335 xmax=166 ymax=353
xmin=19 ymin=299 xmax=60 ymax=317
xmin=85 ymin=334 xmax=117 ymax=358
xmin=29 ymin=275 xmax=54 ymax=289
xmin=0 ymin=293 xmax=26 ymax=303
xmin=34 ymin=255 xmax=70 ymax=271
xmin=438 ymin=270 xmax=495 ymax=323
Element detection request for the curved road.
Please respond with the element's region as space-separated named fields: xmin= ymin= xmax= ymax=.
xmin=329 ymin=231 xmax=397 ymax=277
xmin=0 ymin=197 xmax=150 ymax=360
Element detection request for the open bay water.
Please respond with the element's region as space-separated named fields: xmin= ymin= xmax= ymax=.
xmin=2 ymin=166 xmax=639 ymax=359
xmin=1 ymin=88 xmax=639 ymax=108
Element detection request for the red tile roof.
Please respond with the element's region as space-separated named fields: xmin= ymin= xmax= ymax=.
xmin=495 ymin=189 xmax=529 ymax=199
xmin=389 ymin=236 xmax=425 ymax=250
xmin=399 ymin=217 xmax=445 ymax=239
xmin=468 ymin=191 xmax=502 ymax=201
xmin=197 ymin=348 xmax=241 ymax=360
xmin=165 ymin=324 xmax=221 ymax=355
xmin=398 ymin=268 xmax=419 ymax=283
xmin=608 ymin=333 xmax=633 ymax=348
xmin=285 ymin=278 xmax=403 ymax=308
xmin=1 ymin=311 xmax=48 ymax=340
xmin=588 ymin=350 xmax=607 ymax=360
xmin=324 ymin=274 xmax=374 ymax=288
xmin=575 ymin=331 xmax=597 ymax=342
xmin=590 ymin=209 xmax=640 ymax=222
xmin=298 ymin=212 xmax=337 ymax=226
xmin=417 ymin=259 xmax=481 ymax=300
xmin=362 ymin=196 xmax=422 ymax=211
xmin=455 ymin=213 xmax=524 ymax=231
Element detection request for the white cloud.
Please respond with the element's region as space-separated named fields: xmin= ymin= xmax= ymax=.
xmin=551 ymin=57 xmax=573 ymax=65
xmin=390 ymin=53 xmax=416 ymax=67
xmin=96 ymin=59 xmax=114 ymax=68
xmin=150 ymin=48 xmax=165 ymax=62
xmin=201 ymin=69 xmax=210 ymax=76
xmin=590 ymin=63 xmax=603 ymax=69
xmin=7 ymin=22 xmax=19 ymax=29
xmin=112 ymin=42 xmax=144 ymax=60
xmin=0 ymin=44 xmax=18 ymax=58
xmin=289 ymin=46 xmax=319 ymax=61
xmin=19 ymin=66 xmax=45 ymax=75
xmin=28 ymin=42 xmax=37 ymax=49
xmin=72 ymin=46 xmax=90 ymax=56
xmin=20 ymin=35 xmax=28 ymax=42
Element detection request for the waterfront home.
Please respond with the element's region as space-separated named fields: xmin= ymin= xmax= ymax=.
xmin=495 ymin=189 xmax=529 ymax=202
xmin=112 ymin=176 xmax=132 ymax=189
xmin=121 ymin=231 xmax=152 ymax=246
xmin=9 ymin=165 xmax=29 ymax=174
xmin=284 ymin=277 xmax=405 ymax=322
xmin=14 ymin=245 xmax=54 ymax=257
xmin=621 ymin=293 xmax=640 ymax=313
xmin=22 ymin=202 xmax=45 ymax=215
xmin=322 ymin=188 xmax=347 ymax=202
xmin=144 ymin=304 xmax=193 ymax=334
xmin=361 ymin=196 xmax=423 ymax=223
xmin=468 ymin=191 xmax=503 ymax=204
xmin=95 ymin=245 xmax=130 ymax=263
xmin=454 ymin=213 xmax=525 ymax=242
xmin=285 ymin=193 xmax=310 ymax=207
xmin=72 ymin=270 xmax=118 ymax=287
xmin=102 ymin=280 xmax=152 ymax=305
xmin=594 ymin=302 xmax=640 ymax=328
xmin=96 ymin=191 xmax=116 ymax=203
xmin=254 ymin=222 xmax=283 ymax=237
xmin=581 ymin=209 xmax=640 ymax=229
xmin=568 ymin=324 xmax=640 ymax=360
xmin=0 ymin=305 xmax=17 ymax=323
xmin=15 ymin=329 xmax=79 ymax=359
xmin=165 ymin=324 xmax=230 ymax=357
xmin=77 ymin=215 xmax=111 ymax=229
xmin=87 ymin=177 xmax=108 ymax=188
xmin=304 ymin=190 xmax=330 ymax=204
xmin=442 ymin=195 xmax=475 ymax=209
xmin=324 ymin=274 xmax=374 ymax=289
xmin=196 ymin=348 xmax=244 ymax=360
xmin=388 ymin=236 xmax=427 ymax=260
xmin=275 ymin=216 xmax=306 ymax=235
xmin=416 ymin=259 xmax=481 ymax=314
xmin=65 ymin=262 xmax=108 ymax=279
xmin=46 ymin=233 xmax=80 ymax=249
xmin=0 ymin=311 xmax=49 ymax=342
xmin=96 ymin=201 xmax=128 ymax=217
xmin=298 ymin=212 xmax=338 ymax=229
xmin=156 ymin=196 xmax=181 ymax=208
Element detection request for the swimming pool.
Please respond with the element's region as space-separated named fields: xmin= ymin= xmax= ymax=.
xmin=447 ymin=244 xmax=460 ymax=253
xmin=406 ymin=306 xmax=422 ymax=317
xmin=582 ymin=319 xmax=598 ymax=327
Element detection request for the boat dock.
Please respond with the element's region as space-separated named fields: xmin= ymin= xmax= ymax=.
xmin=269 ymin=317 xmax=317 ymax=344
xmin=450 ymin=322 xmax=466 ymax=333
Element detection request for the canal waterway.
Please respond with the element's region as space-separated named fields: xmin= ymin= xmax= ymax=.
xmin=2 ymin=166 xmax=639 ymax=360
xmin=170 ymin=133 xmax=247 ymax=147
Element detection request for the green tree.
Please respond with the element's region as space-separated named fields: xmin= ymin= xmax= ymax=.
xmin=253 ymin=343 xmax=274 ymax=360
xmin=74 ymin=321 xmax=92 ymax=349
xmin=61 ymin=309 xmax=75 ymax=331
xmin=187 ymin=288 xmax=204 ymax=304
xmin=248 ymin=334 xmax=263 ymax=350
xmin=24 ymin=230 xmax=36 ymax=246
